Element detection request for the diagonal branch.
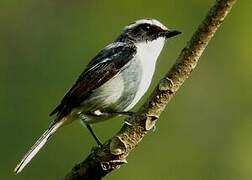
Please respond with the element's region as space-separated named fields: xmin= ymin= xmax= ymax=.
xmin=64 ymin=0 xmax=237 ymax=179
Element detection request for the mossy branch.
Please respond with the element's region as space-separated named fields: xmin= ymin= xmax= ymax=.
xmin=64 ymin=0 xmax=237 ymax=179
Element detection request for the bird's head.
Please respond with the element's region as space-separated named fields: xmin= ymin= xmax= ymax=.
xmin=116 ymin=19 xmax=181 ymax=43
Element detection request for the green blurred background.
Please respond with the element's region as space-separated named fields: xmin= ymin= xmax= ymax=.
xmin=1 ymin=0 xmax=251 ymax=179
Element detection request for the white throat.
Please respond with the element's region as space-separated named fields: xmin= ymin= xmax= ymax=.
xmin=125 ymin=37 xmax=165 ymax=110
xmin=135 ymin=37 xmax=165 ymax=62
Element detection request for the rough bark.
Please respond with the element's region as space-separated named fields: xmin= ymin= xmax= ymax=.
xmin=64 ymin=0 xmax=237 ymax=179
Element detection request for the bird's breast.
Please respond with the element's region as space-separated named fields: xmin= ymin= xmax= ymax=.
xmin=80 ymin=37 xmax=165 ymax=114
xmin=124 ymin=37 xmax=165 ymax=110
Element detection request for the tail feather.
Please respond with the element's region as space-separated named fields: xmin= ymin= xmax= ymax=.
xmin=14 ymin=120 xmax=64 ymax=174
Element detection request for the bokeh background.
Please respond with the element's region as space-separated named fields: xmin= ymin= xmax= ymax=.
xmin=1 ymin=0 xmax=251 ymax=179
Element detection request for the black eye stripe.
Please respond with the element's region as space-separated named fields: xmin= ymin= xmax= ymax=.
xmin=123 ymin=22 xmax=167 ymax=42
xmin=139 ymin=23 xmax=151 ymax=31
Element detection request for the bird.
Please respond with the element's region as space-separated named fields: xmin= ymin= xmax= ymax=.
xmin=14 ymin=18 xmax=181 ymax=174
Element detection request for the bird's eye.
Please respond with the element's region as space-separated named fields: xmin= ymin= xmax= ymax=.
xmin=141 ymin=24 xmax=151 ymax=31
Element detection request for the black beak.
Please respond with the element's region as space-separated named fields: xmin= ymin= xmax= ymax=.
xmin=164 ymin=29 xmax=182 ymax=38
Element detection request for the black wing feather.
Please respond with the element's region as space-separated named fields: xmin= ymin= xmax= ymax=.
xmin=50 ymin=43 xmax=136 ymax=119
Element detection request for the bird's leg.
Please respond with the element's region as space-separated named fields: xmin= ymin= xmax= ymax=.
xmin=104 ymin=111 xmax=135 ymax=125
xmin=85 ymin=124 xmax=103 ymax=147
xmin=91 ymin=110 xmax=135 ymax=125
xmin=91 ymin=110 xmax=134 ymax=117
xmin=79 ymin=114 xmax=103 ymax=146
xmin=105 ymin=111 xmax=159 ymax=121
xmin=108 ymin=112 xmax=159 ymax=128
xmin=91 ymin=110 xmax=159 ymax=127
xmin=106 ymin=111 xmax=135 ymax=117
xmin=103 ymin=111 xmax=159 ymax=120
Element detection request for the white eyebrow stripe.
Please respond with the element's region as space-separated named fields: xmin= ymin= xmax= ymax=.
xmin=125 ymin=19 xmax=168 ymax=31
xmin=151 ymin=19 xmax=168 ymax=30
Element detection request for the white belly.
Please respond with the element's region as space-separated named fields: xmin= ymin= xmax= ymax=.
xmin=125 ymin=37 xmax=165 ymax=110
